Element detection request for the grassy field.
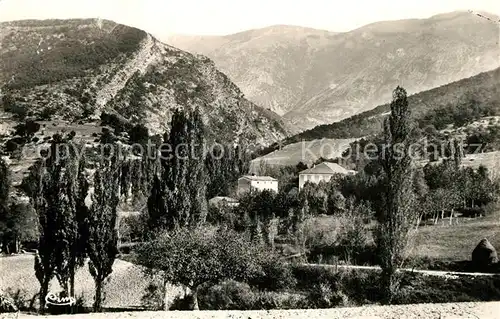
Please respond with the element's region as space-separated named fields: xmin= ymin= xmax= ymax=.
xmin=301 ymin=213 xmax=500 ymax=269
xmin=412 ymin=214 xmax=500 ymax=262
xmin=250 ymin=138 xmax=357 ymax=169
xmin=0 ymin=254 xmax=182 ymax=310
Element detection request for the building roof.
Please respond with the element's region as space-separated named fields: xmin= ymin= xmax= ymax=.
xmin=239 ymin=175 xmax=278 ymax=182
xmin=299 ymin=162 xmax=351 ymax=175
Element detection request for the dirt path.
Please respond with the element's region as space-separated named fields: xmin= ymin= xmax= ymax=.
xmin=7 ymin=302 xmax=500 ymax=319
xmin=305 ymin=263 xmax=498 ymax=278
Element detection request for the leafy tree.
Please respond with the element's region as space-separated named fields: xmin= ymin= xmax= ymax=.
xmin=0 ymin=201 xmax=38 ymax=254
xmin=235 ymin=190 xmax=278 ymax=248
xmin=326 ymin=187 xmax=346 ymax=216
xmin=14 ymin=120 xmax=41 ymax=139
xmin=376 ymin=87 xmax=417 ymax=303
xmin=128 ymin=123 xmax=149 ymax=145
xmin=137 ymin=227 xmax=266 ymax=310
xmin=300 ymin=182 xmax=328 ymax=215
xmin=427 ymin=188 xmax=459 ymax=224
xmin=338 ymin=198 xmax=372 ymax=263
xmin=87 ymin=160 xmax=120 ymax=312
xmin=412 ymin=168 xmax=429 ymax=226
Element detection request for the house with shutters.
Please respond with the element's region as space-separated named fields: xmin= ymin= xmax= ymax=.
xmin=237 ymin=175 xmax=279 ymax=194
xmin=298 ymin=162 xmax=356 ymax=190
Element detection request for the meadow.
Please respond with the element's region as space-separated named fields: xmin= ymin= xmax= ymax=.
xmin=0 ymin=254 xmax=183 ymax=310
xmin=2 ymin=213 xmax=500 ymax=311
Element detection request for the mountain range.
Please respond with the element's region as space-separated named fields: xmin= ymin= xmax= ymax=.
xmin=255 ymin=66 xmax=500 ymax=158
xmin=166 ymin=11 xmax=500 ymax=131
xmin=0 ymin=19 xmax=289 ymax=147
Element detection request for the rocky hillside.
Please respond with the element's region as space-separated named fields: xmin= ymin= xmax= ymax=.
xmin=255 ymin=67 xmax=500 ymax=157
xmin=0 ymin=19 xmax=289 ymax=146
xmin=167 ymin=11 xmax=500 ymax=130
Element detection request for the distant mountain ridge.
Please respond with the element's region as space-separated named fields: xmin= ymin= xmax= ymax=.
xmin=255 ymin=66 xmax=500 ymax=157
xmin=166 ymin=11 xmax=500 ymax=131
xmin=0 ymin=19 xmax=289 ymax=147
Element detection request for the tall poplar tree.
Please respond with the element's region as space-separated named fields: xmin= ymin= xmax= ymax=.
xmin=376 ymin=87 xmax=417 ymax=303
xmin=148 ymin=107 xmax=208 ymax=232
xmin=0 ymin=157 xmax=11 ymax=253
xmin=30 ymin=135 xmax=89 ymax=311
xmin=87 ymin=158 xmax=120 ymax=312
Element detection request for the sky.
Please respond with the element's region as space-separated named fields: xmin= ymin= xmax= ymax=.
xmin=0 ymin=0 xmax=499 ymax=36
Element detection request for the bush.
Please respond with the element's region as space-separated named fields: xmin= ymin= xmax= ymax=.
xmin=253 ymin=291 xmax=307 ymax=310
xmin=393 ymin=273 xmax=500 ymax=304
xmin=0 ymin=292 xmax=17 ymax=313
xmin=3 ymin=288 xmax=28 ymax=311
xmin=459 ymin=206 xmax=486 ymax=218
xmin=198 ymin=281 xmax=307 ymax=310
xmin=128 ymin=124 xmax=149 ymax=144
xmin=199 ymin=280 xmax=255 ymax=310
xmin=306 ymin=283 xmax=349 ymax=308
xmin=169 ymin=294 xmax=195 ymax=310
xmin=5 ymin=139 xmax=20 ymax=153
xmin=340 ymin=269 xmax=382 ymax=304
xmin=292 ymin=265 xmax=341 ymax=290
xmin=248 ymin=254 xmax=297 ymax=291
xmin=140 ymin=278 xmax=165 ymax=311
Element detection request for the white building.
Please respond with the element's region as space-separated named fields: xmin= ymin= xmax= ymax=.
xmin=237 ymin=175 xmax=279 ymax=194
xmin=299 ymin=162 xmax=355 ymax=190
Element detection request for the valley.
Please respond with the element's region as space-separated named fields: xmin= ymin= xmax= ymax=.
xmin=1 ymin=7 xmax=500 ymax=317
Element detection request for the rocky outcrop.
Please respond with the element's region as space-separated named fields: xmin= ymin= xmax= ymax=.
xmin=0 ymin=19 xmax=289 ymax=147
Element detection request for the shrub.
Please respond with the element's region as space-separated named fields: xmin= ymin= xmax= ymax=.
xmin=3 ymin=288 xmax=28 ymax=311
xmin=393 ymin=273 xmax=500 ymax=304
xmin=0 ymin=292 xmax=17 ymax=313
xmin=128 ymin=124 xmax=149 ymax=144
xmin=14 ymin=120 xmax=41 ymax=138
xmin=292 ymin=265 xmax=341 ymax=290
xmin=306 ymin=282 xmax=349 ymax=308
xmin=169 ymin=294 xmax=195 ymax=310
xmin=198 ymin=281 xmax=307 ymax=310
xmin=253 ymin=291 xmax=307 ymax=310
xmin=199 ymin=280 xmax=255 ymax=310
xmin=5 ymin=139 xmax=20 ymax=153
xmin=340 ymin=269 xmax=382 ymax=304
xmin=248 ymin=254 xmax=297 ymax=291
xmin=459 ymin=206 xmax=486 ymax=218
xmin=141 ymin=280 xmax=165 ymax=311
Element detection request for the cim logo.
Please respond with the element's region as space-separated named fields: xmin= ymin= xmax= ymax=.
xmin=45 ymin=292 xmax=76 ymax=306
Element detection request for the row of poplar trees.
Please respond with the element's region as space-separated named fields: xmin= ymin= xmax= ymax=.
xmin=25 ymin=133 xmax=121 ymax=312
xmin=25 ymin=106 xmax=244 ymax=312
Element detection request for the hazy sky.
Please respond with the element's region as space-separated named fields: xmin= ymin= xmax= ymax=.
xmin=0 ymin=0 xmax=499 ymax=36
